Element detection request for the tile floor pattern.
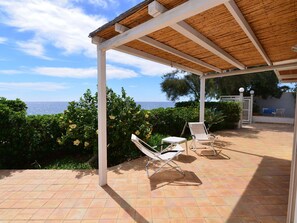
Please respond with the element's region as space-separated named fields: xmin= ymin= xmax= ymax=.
xmin=0 ymin=123 xmax=294 ymax=223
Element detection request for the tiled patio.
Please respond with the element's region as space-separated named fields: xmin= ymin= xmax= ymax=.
xmin=0 ymin=123 xmax=293 ymax=223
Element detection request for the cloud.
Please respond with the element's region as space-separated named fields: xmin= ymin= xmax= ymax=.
xmin=0 ymin=0 xmax=107 ymax=58
xmin=0 ymin=0 xmax=173 ymax=77
xmin=0 ymin=82 xmax=68 ymax=91
xmin=106 ymin=64 xmax=138 ymax=79
xmin=107 ymin=50 xmax=175 ymax=76
xmin=0 ymin=70 xmax=23 ymax=75
xmin=73 ymin=0 xmax=119 ymax=9
xmin=17 ymin=40 xmax=52 ymax=60
xmin=0 ymin=37 xmax=7 ymax=44
xmin=33 ymin=65 xmax=138 ymax=79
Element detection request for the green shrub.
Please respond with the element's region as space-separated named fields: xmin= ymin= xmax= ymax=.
xmin=0 ymin=103 xmax=28 ymax=168
xmin=146 ymin=133 xmax=168 ymax=149
xmin=149 ymin=107 xmax=199 ymax=136
xmin=149 ymin=101 xmax=240 ymax=136
xmin=59 ymin=89 xmax=98 ymax=154
xmin=26 ymin=114 xmax=64 ymax=164
xmin=59 ymin=88 xmax=152 ymax=167
xmin=175 ymin=101 xmax=198 ymax=108
xmin=206 ymin=102 xmax=241 ymax=130
xmin=0 ymin=97 xmax=27 ymax=112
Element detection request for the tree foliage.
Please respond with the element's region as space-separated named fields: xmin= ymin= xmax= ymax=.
xmin=161 ymin=69 xmax=291 ymax=101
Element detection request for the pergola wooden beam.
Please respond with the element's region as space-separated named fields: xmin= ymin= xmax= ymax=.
xmin=204 ymin=62 xmax=297 ymax=79
xmin=116 ymin=45 xmax=203 ymax=75
xmin=148 ymin=1 xmax=246 ymax=70
xmin=224 ymin=0 xmax=272 ymax=65
xmin=98 ymin=0 xmax=227 ymax=50
xmin=92 ymin=36 xmax=203 ymax=75
xmin=115 ymin=23 xmax=221 ymax=72
xmin=274 ymin=69 xmax=282 ymax=80
xmin=278 ymin=74 xmax=297 ymax=79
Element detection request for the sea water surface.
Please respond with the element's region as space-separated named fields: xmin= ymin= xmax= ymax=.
xmin=26 ymin=101 xmax=175 ymax=115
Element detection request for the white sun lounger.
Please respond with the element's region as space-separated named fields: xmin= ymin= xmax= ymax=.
xmin=131 ymin=134 xmax=185 ymax=178
xmin=188 ymin=122 xmax=217 ymax=155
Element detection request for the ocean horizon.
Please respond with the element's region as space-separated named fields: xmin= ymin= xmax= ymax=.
xmin=25 ymin=101 xmax=175 ymax=115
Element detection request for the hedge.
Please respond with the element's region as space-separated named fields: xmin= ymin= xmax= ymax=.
xmin=149 ymin=101 xmax=241 ymax=136
xmin=0 ymin=89 xmax=152 ymax=169
xmin=0 ymin=96 xmax=240 ymax=169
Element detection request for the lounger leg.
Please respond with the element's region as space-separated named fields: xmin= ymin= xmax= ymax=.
xmin=211 ymin=140 xmax=217 ymax=155
xmin=147 ymin=158 xmax=184 ymax=178
xmin=145 ymin=158 xmax=152 ymax=178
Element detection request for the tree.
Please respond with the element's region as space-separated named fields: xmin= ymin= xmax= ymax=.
xmin=161 ymin=69 xmax=291 ymax=101
xmin=216 ymin=70 xmax=289 ymax=99
xmin=160 ymin=70 xmax=216 ymax=101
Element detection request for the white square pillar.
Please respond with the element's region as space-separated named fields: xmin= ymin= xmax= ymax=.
xmin=93 ymin=37 xmax=107 ymax=186
xmin=199 ymin=76 xmax=205 ymax=122
xmin=287 ymin=93 xmax=297 ymax=223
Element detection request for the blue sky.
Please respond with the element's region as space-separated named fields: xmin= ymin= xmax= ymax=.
xmin=0 ymin=0 xmax=175 ymax=102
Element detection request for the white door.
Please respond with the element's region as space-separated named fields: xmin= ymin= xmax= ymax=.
xmin=242 ymin=98 xmax=251 ymax=123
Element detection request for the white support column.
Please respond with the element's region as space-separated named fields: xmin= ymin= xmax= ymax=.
xmin=287 ymin=93 xmax=297 ymax=223
xmin=238 ymin=87 xmax=244 ymax=128
xmin=94 ymin=40 xmax=107 ymax=186
xmin=199 ymin=76 xmax=206 ymax=122
xmin=249 ymin=90 xmax=254 ymax=124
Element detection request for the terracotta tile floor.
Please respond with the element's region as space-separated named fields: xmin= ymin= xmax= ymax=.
xmin=0 ymin=123 xmax=293 ymax=223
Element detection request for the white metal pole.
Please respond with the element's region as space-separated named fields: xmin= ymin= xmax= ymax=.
xmin=199 ymin=76 xmax=205 ymax=122
xmin=250 ymin=90 xmax=254 ymax=124
xmin=238 ymin=87 xmax=244 ymax=128
xmin=287 ymin=93 xmax=297 ymax=223
xmin=97 ymin=46 xmax=107 ymax=186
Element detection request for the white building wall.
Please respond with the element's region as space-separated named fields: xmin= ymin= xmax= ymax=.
xmin=255 ymin=92 xmax=296 ymax=118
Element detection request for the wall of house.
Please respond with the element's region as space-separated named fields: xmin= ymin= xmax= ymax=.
xmin=254 ymin=92 xmax=295 ymax=118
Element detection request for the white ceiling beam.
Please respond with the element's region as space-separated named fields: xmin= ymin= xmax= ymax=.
xmin=115 ymin=23 xmax=221 ymax=72
xmin=92 ymin=36 xmax=202 ymax=75
xmin=204 ymin=62 xmax=297 ymax=79
xmin=149 ymin=1 xmax=245 ymax=70
xmin=225 ymin=0 xmax=272 ymax=65
xmin=116 ymin=45 xmax=203 ymax=75
xmin=98 ymin=0 xmax=227 ymax=50
xmin=278 ymin=74 xmax=297 ymax=79
xmin=281 ymin=79 xmax=297 ymax=83
xmin=274 ymin=59 xmax=297 ymax=66
xmin=274 ymin=69 xmax=282 ymax=81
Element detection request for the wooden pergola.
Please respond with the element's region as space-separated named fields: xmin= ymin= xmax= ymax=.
xmin=89 ymin=0 xmax=297 ymax=222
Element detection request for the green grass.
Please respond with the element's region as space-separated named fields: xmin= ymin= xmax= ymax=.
xmin=43 ymin=154 xmax=94 ymax=170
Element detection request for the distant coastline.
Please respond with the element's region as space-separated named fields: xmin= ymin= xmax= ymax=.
xmin=25 ymin=101 xmax=175 ymax=115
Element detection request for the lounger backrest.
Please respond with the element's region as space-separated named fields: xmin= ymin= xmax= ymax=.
xmin=188 ymin=122 xmax=209 ymax=140
xmin=131 ymin=134 xmax=157 ymax=159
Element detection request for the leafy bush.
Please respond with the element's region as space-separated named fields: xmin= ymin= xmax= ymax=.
xmin=149 ymin=107 xmax=199 ymax=136
xmin=206 ymin=102 xmax=241 ymax=130
xmin=59 ymin=88 xmax=152 ymax=166
xmin=0 ymin=102 xmax=28 ymax=168
xmin=26 ymin=114 xmax=64 ymax=164
xmin=106 ymin=88 xmax=152 ymax=166
xmin=175 ymin=101 xmax=198 ymax=108
xmin=59 ymin=89 xmax=98 ymax=153
xmin=149 ymin=101 xmax=240 ymax=136
xmin=0 ymin=97 xmax=27 ymax=112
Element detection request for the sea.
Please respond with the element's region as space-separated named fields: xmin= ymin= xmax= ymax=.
xmin=25 ymin=101 xmax=175 ymax=115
